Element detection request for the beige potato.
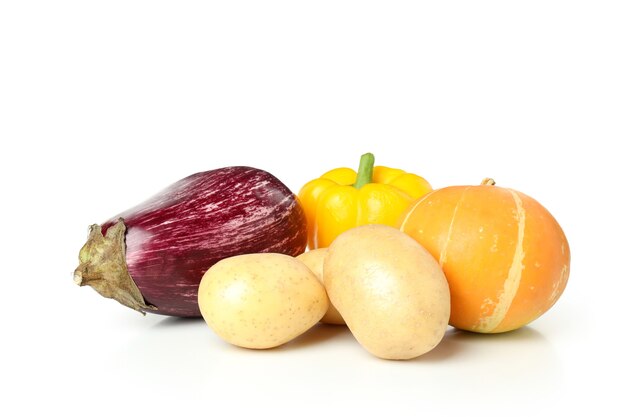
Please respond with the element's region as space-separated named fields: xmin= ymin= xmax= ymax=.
xmin=198 ymin=253 xmax=329 ymax=349
xmin=297 ymin=249 xmax=345 ymax=325
xmin=324 ymin=225 xmax=450 ymax=360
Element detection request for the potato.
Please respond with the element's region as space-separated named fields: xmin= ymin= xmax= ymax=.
xmin=296 ymin=249 xmax=345 ymax=325
xmin=324 ymin=225 xmax=450 ymax=360
xmin=198 ymin=253 xmax=329 ymax=349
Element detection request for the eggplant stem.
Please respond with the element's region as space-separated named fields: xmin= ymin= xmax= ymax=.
xmin=74 ymin=219 xmax=156 ymax=314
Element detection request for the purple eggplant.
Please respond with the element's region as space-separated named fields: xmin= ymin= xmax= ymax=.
xmin=74 ymin=166 xmax=307 ymax=317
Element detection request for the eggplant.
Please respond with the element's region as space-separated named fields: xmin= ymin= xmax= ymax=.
xmin=74 ymin=166 xmax=307 ymax=317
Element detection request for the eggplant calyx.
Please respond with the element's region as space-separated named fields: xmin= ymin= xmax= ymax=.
xmin=74 ymin=218 xmax=156 ymax=315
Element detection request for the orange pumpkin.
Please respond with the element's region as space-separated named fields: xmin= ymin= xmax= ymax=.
xmin=399 ymin=179 xmax=570 ymax=333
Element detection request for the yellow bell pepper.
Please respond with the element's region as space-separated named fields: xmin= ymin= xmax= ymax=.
xmin=298 ymin=153 xmax=432 ymax=248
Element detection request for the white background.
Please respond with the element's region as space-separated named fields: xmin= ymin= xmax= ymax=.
xmin=1 ymin=1 xmax=625 ymax=416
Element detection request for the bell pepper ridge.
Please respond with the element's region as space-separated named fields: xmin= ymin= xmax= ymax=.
xmin=298 ymin=154 xmax=433 ymax=248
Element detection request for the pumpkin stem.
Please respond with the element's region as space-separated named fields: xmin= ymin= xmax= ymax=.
xmin=481 ymin=178 xmax=496 ymax=186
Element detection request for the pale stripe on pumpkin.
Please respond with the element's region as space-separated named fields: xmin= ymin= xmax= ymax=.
xmin=474 ymin=189 xmax=526 ymax=332
xmin=549 ymin=263 xmax=569 ymax=305
xmin=438 ymin=187 xmax=470 ymax=267
xmin=399 ymin=188 xmax=443 ymax=231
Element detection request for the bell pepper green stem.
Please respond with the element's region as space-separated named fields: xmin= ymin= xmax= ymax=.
xmin=354 ymin=153 xmax=375 ymax=189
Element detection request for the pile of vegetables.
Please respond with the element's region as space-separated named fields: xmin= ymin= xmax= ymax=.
xmin=74 ymin=153 xmax=570 ymax=360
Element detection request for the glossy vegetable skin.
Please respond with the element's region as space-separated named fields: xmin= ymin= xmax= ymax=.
xmin=399 ymin=178 xmax=570 ymax=333
xmin=74 ymin=166 xmax=308 ymax=317
xmin=298 ymin=153 xmax=432 ymax=248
